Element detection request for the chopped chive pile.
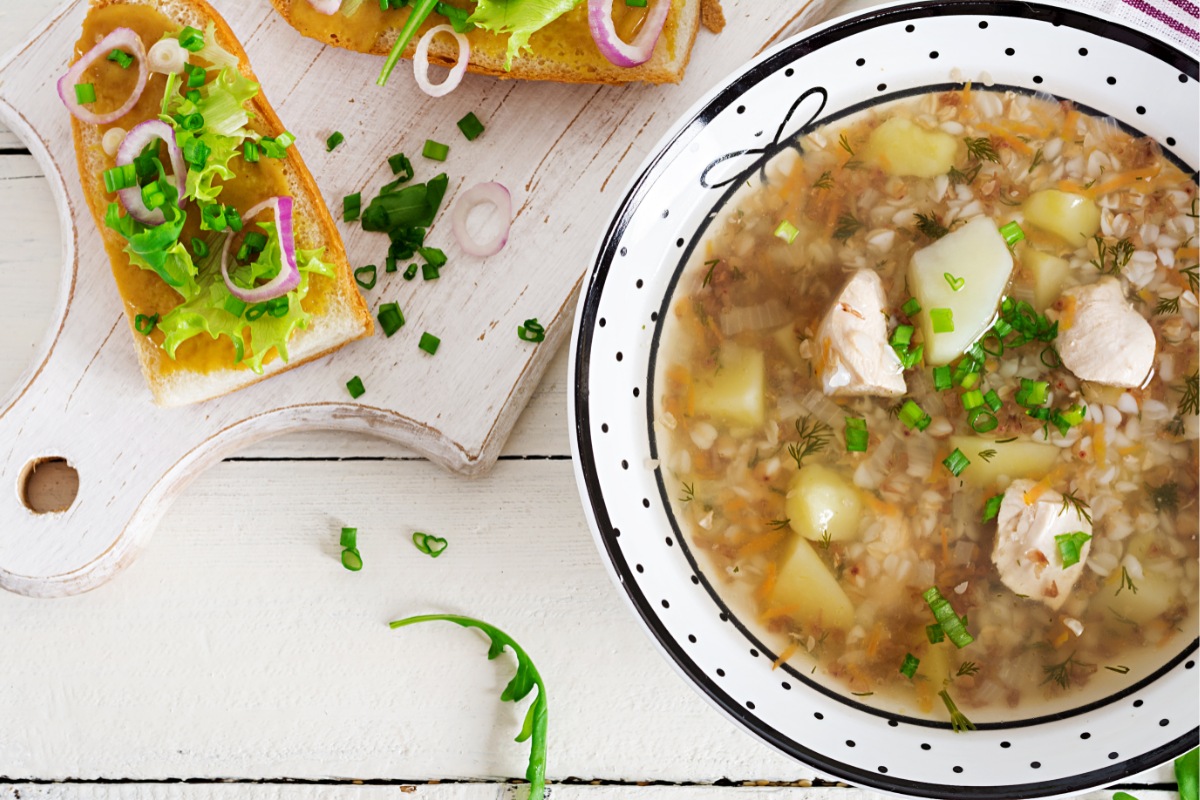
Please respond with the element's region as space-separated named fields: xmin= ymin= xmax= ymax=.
xmin=457 ymin=112 xmax=486 ymax=141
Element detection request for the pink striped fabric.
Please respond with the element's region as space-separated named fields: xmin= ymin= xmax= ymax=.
xmin=1075 ymin=0 xmax=1200 ymax=56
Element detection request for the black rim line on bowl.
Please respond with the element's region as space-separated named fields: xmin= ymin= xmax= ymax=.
xmin=645 ymin=79 xmax=1200 ymax=732
xmin=572 ymin=2 xmax=1200 ymax=797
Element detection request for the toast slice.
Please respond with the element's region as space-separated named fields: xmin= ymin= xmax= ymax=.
xmin=69 ymin=0 xmax=373 ymax=406
xmin=270 ymin=0 xmax=702 ymax=84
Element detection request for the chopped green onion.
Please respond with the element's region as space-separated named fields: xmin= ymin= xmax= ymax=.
xmin=899 ymin=653 xmax=920 ymax=679
xmin=177 ymin=26 xmax=205 ymax=52
xmin=243 ymin=231 xmax=268 ymax=253
xmin=999 ymin=220 xmax=1026 ymax=246
xmin=107 ymin=49 xmax=134 ymax=68
xmin=346 ymin=376 xmax=366 ymax=399
xmin=419 ymin=246 xmax=447 ymax=267
xmin=419 ymin=332 xmax=441 ymax=355
xmin=968 ymin=408 xmax=999 ymax=433
xmin=190 ymin=237 xmax=209 ymax=259
xmin=982 ymin=494 xmax=1003 ymax=523
xmin=186 ymin=89 xmax=201 ymax=104
xmin=246 ymin=303 xmax=268 ymax=321
xmin=926 ymin=623 xmax=945 ymax=644
xmin=902 ymin=297 xmax=921 ymax=317
xmin=774 ymin=220 xmax=800 ymax=244
xmin=201 ymin=203 xmax=226 ymax=231
xmin=1040 ymin=346 xmax=1062 ymax=369
xmin=377 ymin=0 xmax=439 ymax=87
xmin=276 ymin=131 xmax=297 ymax=149
xmin=266 ymin=296 xmax=289 ymax=318
xmin=141 ymin=181 xmax=166 ymax=210
xmin=225 ymin=208 xmax=243 ymax=233
xmin=961 ymin=389 xmax=984 ymax=410
xmin=518 ymin=318 xmax=546 ymax=343
xmin=959 ymin=370 xmax=980 ymax=390
xmin=243 ymin=140 xmax=260 ymax=163
xmin=1058 ymin=403 xmax=1087 ymax=427
xmin=184 ymin=137 xmax=210 ymax=169
xmin=422 ymin=263 xmax=440 ymax=281
xmin=259 ymin=137 xmax=287 ymax=159
xmin=377 ymin=302 xmax=405 ymax=337
xmin=894 ymin=342 xmax=924 ymax=370
xmin=343 ymin=192 xmax=362 ymax=223
xmin=403 ymin=263 xmax=419 ymax=281
xmin=102 ymin=163 xmax=137 ymax=193
xmin=178 ymin=112 xmax=204 ymax=131
xmin=422 ymin=139 xmax=449 ymax=161
xmin=930 ymin=307 xmax=955 ymax=334
xmin=340 ymin=527 xmax=358 ymax=549
xmin=133 ymin=313 xmax=159 ymax=335
xmin=184 ymin=63 xmax=206 ymax=88
xmin=626 ymin=0 xmax=648 ymax=6
xmin=923 ymin=586 xmax=974 ymax=648
xmin=385 ymin=258 xmax=399 ymax=273
xmin=983 ymin=389 xmax=1002 ymax=412
xmin=1055 ymin=531 xmax=1092 ymax=568
xmin=388 ymin=152 xmax=414 ymax=181
xmin=223 ymin=295 xmax=247 ymax=318
xmin=932 ymin=366 xmax=952 ymax=391
xmin=412 ymin=531 xmax=449 ymax=558
xmin=457 ymin=112 xmax=486 ymax=141
xmin=899 ymin=400 xmax=932 ymax=431
xmin=890 ymin=325 xmax=914 ymax=348
xmin=74 ymin=83 xmax=96 ymax=104
xmin=943 ymin=272 xmax=965 ymax=292
xmin=844 ymin=417 xmax=868 ymax=453
xmin=354 ymin=265 xmax=377 ymax=290
xmin=979 ymin=332 xmax=1004 ymax=357
xmin=942 ymin=447 xmax=970 ymax=477
xmin=326 ymin=131 xmax=345 ymax=152
xmin=1016 ymin=378 xmax=1049 ymax=407
xmin=341 ymin=548 xmax=363 ymax=571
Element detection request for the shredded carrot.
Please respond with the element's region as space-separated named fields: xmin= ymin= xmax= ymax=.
xmin=865 ymin=623 xmax=884 ymax=659
xmin=755 ymin=562 xmax=778 ymax=605
xmin=961 ymin=80 xmax=972 ymax=108
xmin=1059 ymin=294 xmax=1077 ymax=330
xmin=1052 ymin=628 xmax=1071 ymax=648
xmin=666 ymin=364 xmax=689 ymax=387
xmin=1087 ymin=163 xmax=1162 ymax=198
xmin=738 ymin=529 xmax=786 ymax=559
xmin=1061 ymin=107 xmax=1078 ymax=141
xmin=1116 ymin=443 xmax=1143 ymax=457
xmin=1023 ymin=477 xmax=1052 ymax=505
xmin=772 ymin=640 xmax=800 ymax=670
xmin=1092 ymin=421 xmax=1107 ymax=465
xmin=1176 ymin=246 xmax=1199 ymax=262
xmin=759 ymin=603 xmax=800 ymax=623
xmin=941 ymin=528 xmax=949 ymax=563
xmin=979 ymin=122 xmax=1033 ymax=155
xmin=1055 ymin=179 xmax=1088 ymax=195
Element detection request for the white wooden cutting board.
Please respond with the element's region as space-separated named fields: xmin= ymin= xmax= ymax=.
xmin=0 ymin=0 xmax=840 ymax=598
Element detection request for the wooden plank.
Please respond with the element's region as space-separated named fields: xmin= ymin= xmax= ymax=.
xmin=0 ymin=785 xmax=1180 ymax=800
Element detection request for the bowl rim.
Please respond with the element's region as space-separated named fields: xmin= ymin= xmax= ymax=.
xmin=569 ymin=1 xmax=1200 ymax=796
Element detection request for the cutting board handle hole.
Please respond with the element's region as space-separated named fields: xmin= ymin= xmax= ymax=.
xmin=18 ymin=457 xmax=79 ymax=514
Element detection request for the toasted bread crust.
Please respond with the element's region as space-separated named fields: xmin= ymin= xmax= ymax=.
xmin=269 ymin=0 xmax=701 ymax=85
xmin=71 ymin=0 xmax=373 ymax=406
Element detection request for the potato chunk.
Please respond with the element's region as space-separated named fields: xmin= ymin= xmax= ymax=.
xmin=865 ymin=118 xmax=958 ymax=178
xmin=693 ymin=342 xmax=765 ymax=427
xmin=1021 ymin=248 xmax=1071 ymax=311
xmin=948 ymin=435 xmax=1061 ymax=489
xmin=787 ymin=463 xmax=863 ymax=543
xmin=908 ymin=217 xmax=1015 ymax=365
xmin=1022 ymin=190 xmax=1100 ymax=247
xmin=770 ymin=537 xmax=855 ymax=630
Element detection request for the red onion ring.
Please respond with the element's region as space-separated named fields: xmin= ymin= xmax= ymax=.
xmin=115 ymin=119 xmax=186 ymax=225
xmin=587 ymin=0 xmax=670 ymax=68
xmin=452 ymin=182 xmax=512 ymax=258
xmin=57 ymin=27 xmax=148 ymax=125
xmin=221 ymin=196 xmax=301 ymax=304
xmin=307 ymin=0 xmax=343 ymax=13
xmin=413 ymin=24 xmax=470 ymax=97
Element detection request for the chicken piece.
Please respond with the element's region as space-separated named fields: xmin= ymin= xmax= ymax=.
xmin=814 ymin=269 xmax=906 ymax=397
xmin=1056 ymin=278 xmax=1156 ymax=388
xmin=991 ymin=479 xmax=1093 ymax=611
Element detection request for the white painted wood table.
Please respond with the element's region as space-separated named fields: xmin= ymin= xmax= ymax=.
xmin=0 ymin=1 xmax=1181 ymax=799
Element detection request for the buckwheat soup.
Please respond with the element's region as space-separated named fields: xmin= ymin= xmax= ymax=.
xmin=656 ymin=87 xmax=1198 ymax=727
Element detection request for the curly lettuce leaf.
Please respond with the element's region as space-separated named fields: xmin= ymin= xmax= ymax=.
xmin=159 ymin=223 xmax=334 ymax=373
xmin=468 ymin=0 xmax=583 ymax=70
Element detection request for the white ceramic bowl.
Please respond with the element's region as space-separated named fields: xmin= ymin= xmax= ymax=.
xmin=569 ymin=2 xmax=1199 ymax=797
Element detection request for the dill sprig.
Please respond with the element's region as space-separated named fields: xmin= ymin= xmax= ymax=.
xmin=1156 ymin=295 xmax=1182 ymax=315
xmin=964 ymin=136 xmax=1000 ymax=163
xmin=1116 ymin=566 xmax=1138 ymax=596
xmin=833 ymin=213 xmax=863 ymax=241
xmin=787 ymin=415 xmax=832 ymax=470
xmin=838 ymin=133 xmax=854 ymax=156
xmin=914 ymin=212 xmax=949 ymax=240
xmin=1182 ymin=263 xmax=1199 ymax=295
xmin=813 ymin=170 xmax=833 ymax=190
xmin=1105 ymin=664 xmax=1131 ymax=675
xmin=956 ymin=661 xmax=981 ymax=677
xmin=948 ymin=163 xmax=982 ymax=185
xmin=1042 ymin=652 xmax=1092 ymax=689
xmin=767 ymin=518 xmax=792 ymax=530
xmin=1027 ymin=148 xmax=1044 ymax=173
xmin=977 ymin=449 xmax=997 ymax=463
xmin=938 ymin=689 xmax=976 ymax=733
xmin=701 ymin=259 xmax=720 ymax=288
xmin=1060 ymin=490 xmax=1093 ymax=525
xmin=819 ymin=530 xmax=833 ymax=549
xmin=1175 ymin=370 xmax=1199 ymax=416
xmin=679 ymin=482 xmax=696 ymax=503
xmin=1090 ymin=235 xmax=1135 ymax=275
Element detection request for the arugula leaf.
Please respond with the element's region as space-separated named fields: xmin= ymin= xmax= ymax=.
xmin=469 ymin=0 xmax=584 ymax=71
xmin=390 ymin=614 xmax=548 ymax=800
